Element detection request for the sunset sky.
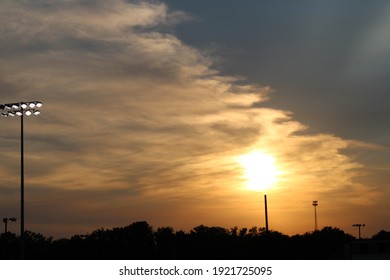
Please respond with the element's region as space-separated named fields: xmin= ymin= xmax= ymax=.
xmin=1 ymin=0 xmax=389 ymax=239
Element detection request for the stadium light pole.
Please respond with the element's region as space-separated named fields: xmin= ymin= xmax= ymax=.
xmin=312 ymin=201 xmax=318 ymax=231
xmin=3 ymin=217 xmax=17 ymax=233
xmin=352 ymin=223 xmax=365 ymax=239
xmin=1 ymin=101 xmax=43 ymax=259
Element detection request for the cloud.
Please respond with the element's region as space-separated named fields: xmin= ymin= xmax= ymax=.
xmin=0 ymin=0 xmax=379 ymax=237
xmin=344 ymin=3 xmax=390 ymax=82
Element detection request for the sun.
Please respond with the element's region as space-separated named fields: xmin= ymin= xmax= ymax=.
xmin=238 ymin=151 xmax=281 ymax=191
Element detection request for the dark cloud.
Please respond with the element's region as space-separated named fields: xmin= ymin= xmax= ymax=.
xmin=165 ymin=0 xmax=390 ymax=145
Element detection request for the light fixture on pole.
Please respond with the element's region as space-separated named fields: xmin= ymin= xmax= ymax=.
xmin=352 ymin=224 xmax=365 ymax=239
xmin=3 ymin=217 xmax=17 ymax=233
xmin=1 ymin=101 xmax=43 ymax=259
xmin=312 ymin=200 xmax=318 ymax=231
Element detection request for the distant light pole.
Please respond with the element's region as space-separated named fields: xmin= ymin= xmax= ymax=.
xmin=264 ymin=194 xmax=269 ymax=234
xmin=1 ymin=101 xmax=43 ymax=259
xmin=312 ymin=201 xmax=318 ymax=231
xmin=353 ymin=224 xmax=365 ymax=239
xmin=3 ymin=217 xmax=17 ymax=233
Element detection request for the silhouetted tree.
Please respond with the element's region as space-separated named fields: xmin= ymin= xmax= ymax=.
xmin=24 ymin=231 xmax=53 ymax=259
xmin=290 ymin=226 xmax=355 ymax=259
xmin=0 ymin=232 xmax=19 ymax=259
xmin=187 ymin=225 xmax=231 ymax=259
xmin=155 ymin=227 xmax=176 ymax=259
xmin=0 ymin=222 xmax=363 ymax=260
xmin=372 ymin=230 xmax=390 ymax=240
xmin=84 ymin=221 xmax=155 ymax=259
xmin=239 ymin=227 xmax=247 ymax=237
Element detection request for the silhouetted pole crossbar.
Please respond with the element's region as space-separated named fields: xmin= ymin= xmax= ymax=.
xmin=353 ymin=224 xmax=365 ymax=239
xmin=1 ymin=101 xmax=43 ymax=259
xmin=264 ymin=194 xmax=269 ymax=234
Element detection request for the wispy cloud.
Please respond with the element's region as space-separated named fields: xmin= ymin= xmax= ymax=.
xmin=0 ymin=0 xmax=379 ymax=237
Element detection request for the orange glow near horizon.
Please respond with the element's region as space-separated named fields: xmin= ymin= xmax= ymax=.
xmin=238 ymin=151 xmax=282 ymax=192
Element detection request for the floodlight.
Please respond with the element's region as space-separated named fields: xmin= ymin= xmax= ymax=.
xmin=0 ymin=100 xmax=43 ymax=259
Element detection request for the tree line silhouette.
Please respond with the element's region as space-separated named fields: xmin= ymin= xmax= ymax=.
xmin=1 ymin=221 xmax=389 ymax=259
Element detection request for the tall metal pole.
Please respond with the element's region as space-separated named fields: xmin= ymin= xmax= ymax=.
xmin=312 ymin=201 xmax=318 ymax=231
xmin=20 ymin=111 xmax=25 ymax=259
xmin=1 ymin=101 xmax=43 ymax=259
xmin=353 ymin=224 xmax=365 ymax=239
xmin=264 ymin=194 xmax=269 ymax=234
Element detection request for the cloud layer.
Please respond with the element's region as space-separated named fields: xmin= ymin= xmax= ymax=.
xmin=0 ymin=0 xmax=379 ymax=237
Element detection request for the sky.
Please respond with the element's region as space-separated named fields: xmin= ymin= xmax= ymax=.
xmin=0 ymin=0 xmax=389 ymax=239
